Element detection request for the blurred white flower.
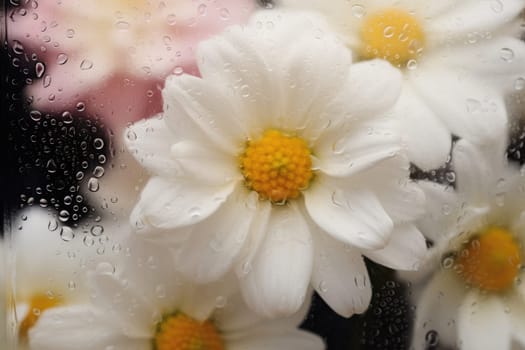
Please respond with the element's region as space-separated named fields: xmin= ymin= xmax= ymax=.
xmin=277 ymin=0 xmax=525 ymax=170
xmin=29 ymin=237 xmax=325 ymax=350
xmin=8 ymin=208 xmax=120 ymax=344
xmin=126 ymin=12 xmax=426 ymax=318
xmin=407 ymin=138 xmax=525 ymax=350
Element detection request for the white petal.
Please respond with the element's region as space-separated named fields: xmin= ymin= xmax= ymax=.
xmin=179 ymin=273 xmax=238 ymax=322
xmin=411 ymin=272 xmax=465 ymax=350
xmin=29 ymin=305 xmax=149 ymax=350
xmin=227 ymin=329 xmax=325 ymax=350
xmin=311 ymin=231 xmax=372 ymax=317
xmin=240 ymin=204 xmax=313 ymax=318
xmin=431 ymin=37 xmax=525 ymax=93
xmin=304 ymin=178 xmax=393 ymax=250
xmin=169 ymin=140 xmax=241 ymax=185
xmin=279 ymin=27 xmax=352 ymax=132
xmin=314 ymin=117 xmax=402 ymax=178
xmin=429 ymin=0 xmax=525 ymax=42
xmin=458 ymin=292 xmax=512 ymax=350
xmin=162 ymin=74 xmax=245 ymax=154
xmin=343 ymin=59 xmax=403 ymax=118
xmin=416 ymin=181 xmax=460 ymax=242
xmin=410 ymin=68 xmax=508 ymax=145
xmin=452 ymin=139 xmax=498 ymax=205
xmin=130 ymin=177 xmax=237 ymax=230
xmin=391 ymin=83 xmax=452 ymax=170
xmin=90 ymin=273 xmax=153 ymax=338
xmin=124 ymin=115 xmax=179 ymax=178
xmin=196 ymin=25 xmax=283 ymax=135
xmin=364 ymin=224 xmax=427 ymax=270
xmin=175 ymin=189 xmax=258 ymax=283
xmin=507 ymin=294 xmax=525 ymax=347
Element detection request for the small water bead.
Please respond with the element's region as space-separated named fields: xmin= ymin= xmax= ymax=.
xmin=80 ymin=59 xmax=93 ymax=70
xmin=91 ymin=225 xmax=104 ymax=236
xmin=60 ymin=226 xmax=75 ymax=241
xmin=88 ymin=178 xmax=100 ymax=192
xmin=56 ymin=53 xmax=68 ymax=65
xmin=500 ymin=48 xmax=515 ymax=62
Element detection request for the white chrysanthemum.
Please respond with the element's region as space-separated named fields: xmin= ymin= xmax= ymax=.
xmin=407 ymin=139 xmax=525 ymax=350
xmin=277 ymin=0 xmax=525 ymax=170
xmin=29 ymin=237 xmax=325 ymax=350
xmin=126 ymin=12 xmax=427 ymax=318
xmin=8 ymin=208 xmax=122 ymax=345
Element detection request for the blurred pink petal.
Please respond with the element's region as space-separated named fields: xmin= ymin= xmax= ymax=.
xmin=8 ymin=0 xmax=255 ymax=129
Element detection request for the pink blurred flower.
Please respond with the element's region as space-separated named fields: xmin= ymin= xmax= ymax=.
xmin=8 ymin=0 xmax=255 ymax=129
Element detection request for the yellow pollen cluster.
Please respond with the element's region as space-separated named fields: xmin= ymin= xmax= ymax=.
xmin=360 ymin=8 xmax=425 ymax=67
xmin=154 ymin=313 xmax=224 ymax=350
xmin=455 ymin=227 xmax=522 ymax=293
xmin=19 ymin=293 xmax=61 ymax=340
xmin=240 ymin=129 xmax=313 ymax=203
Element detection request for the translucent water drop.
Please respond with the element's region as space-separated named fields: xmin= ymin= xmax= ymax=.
xmin=56 ymin=53 xmax=68 ymax=65
xmin=35 ymin=62 xmax=45 ymax=78
xmin=500 ymin=48 xmax=515 ymax=62
xmin=60 ymin=226 xmax=75 ymax=241
xmin=88 ymin=178 xmax=100 ymax=192
xmin=93 ymin=166 xmax=105 ymax=178
xmin=91 ymin=225 xmax=104 ymax=236
xmin=48 ymin=219 xmax=59 ymax=231
xmin=425 ymin=330 xmax=439 ymax=346
xmin=350 ymin=4 xmax=366 ymax=18
xmin=80 ymin=59 xmax=93 ymax=70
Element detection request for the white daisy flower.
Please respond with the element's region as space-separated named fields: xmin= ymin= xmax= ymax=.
xmin=28 ymin=237 xmax=325 ymax=350
xmin=7 ymin=208 xmax=120 ymax=345
xmin=408 ymin=138 xmax=525 ymax=350
xmin=126 ymin=12 xmax=427 ymax=318
xmin=277 ymin=0 xmax=525 ymax=170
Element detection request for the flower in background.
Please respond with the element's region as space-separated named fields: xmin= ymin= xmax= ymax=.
xmin=29 ymin=236 xmax=325 ymax=350
xmin=7 ymin=208 xmax=120 ymax=345
xmin=126 ymin=12 xmax=426 ymax=319
xmin=277 ymin=0 xmax=525 ymax=170
xmin=407 ymin=138 xmax=525 ymax=350
xmin=8 ymin=0 xmax=254 ymax=129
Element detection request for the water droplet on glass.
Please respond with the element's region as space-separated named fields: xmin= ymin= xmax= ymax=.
xmin=351 ymin=4 xmax=366 ymax=18
xmin=88 ymin=178 xmax=100 ymax=192
xmin=35 ymin=62 xmax=45 ymax=78
xmin=60 ymin=226 xmax=75 ymax=241
xmin=56 ymin=53 xmax=68 ymax=65
xmin=96 ymin=262 xmax=116 ymax=275
xmin=93 ymin=166 xmax=105 ymax=178
xmin=514 ymin=77 xmax=525 ymax=91
xmin=219 ymin=8 xmax=230 ymax=19
xmin=91 ymin=225 xmax=104 ymax=236
xmin=425 ymin=330 xmax=439 ymax=347
xmin=215 ymin=296 xmax=227 ymax=308
xmin=500 ymin=48 xmax=514 ymax=62
xmin=48 ymin=219 xmax=59 ymax=231
xmin=490 ymin=0 xmax=504 ymax=13
xmin=29 ymin=110 xmax=42 ymax=121
xmin=93 ymin=138 xmax=104 ymax=150
xmin=383 ymin=26 xmax=395 ymax=38
xmin=80 ymin=59 xmax=94 ymax=70
xmin=441 ymin=255 xmax=455 ymax=269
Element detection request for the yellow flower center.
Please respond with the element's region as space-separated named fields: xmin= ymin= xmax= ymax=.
xmin=19 ymin=293 xmax=61 ymax=340
xmin=239 ymin=129 xmax=313 ymax=203
xmin=360 ymin=9 xmax=426 ymax=67
xmin=456 ymin=227 xmax=522 ymax=293
xmin=154 ymin=313 xmax=224 ymax=350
